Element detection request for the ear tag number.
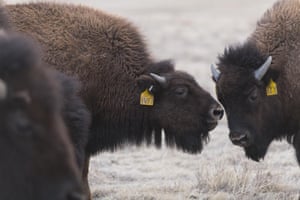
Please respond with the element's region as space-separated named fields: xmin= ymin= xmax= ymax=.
xmin=266 ymin=79 xmax=278 ymax=96
xmin=140 ymin=87 xmax=154 ymax=106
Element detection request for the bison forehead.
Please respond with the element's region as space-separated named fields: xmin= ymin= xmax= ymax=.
xmin=167 ymin=71 xmax=195 ymax=82
xmin=217 ymin=70 xmax=256 ymax=97
xmin=167 ymin=71 xmax=206 ymax=90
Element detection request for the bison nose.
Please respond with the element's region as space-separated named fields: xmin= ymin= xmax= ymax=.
xmin=229 ymin=131 xmax=250 ymax=147
xmin=206 ymin=104 xmax=224 ymax=131
xmin=209 ymin=104 xmax=224 ymax=121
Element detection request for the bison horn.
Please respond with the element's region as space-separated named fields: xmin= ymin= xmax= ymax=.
xmin=0 ymin=79 xmax=7 ymax=100
xmin=211 ymin=64 xmax=220 ymax=82
xmin=150 ymin=73 xmax=167 ymax=86
xmin=254 ymin=56 xmax=272 ymax=81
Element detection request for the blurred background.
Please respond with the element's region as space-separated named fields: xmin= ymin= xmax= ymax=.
xmin=4 ymin=0 xmax=300 ymax=199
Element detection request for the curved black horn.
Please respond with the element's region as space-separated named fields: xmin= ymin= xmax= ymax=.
xmin=150 ymin=73 xmax=167 ymax=86
xmin=211 ymin=64 xmax=220 ymax=82
xmin=254 ymin=56 xmax=272 ymax=80
xmin=0 ymin=79 xmax=7 ymax=100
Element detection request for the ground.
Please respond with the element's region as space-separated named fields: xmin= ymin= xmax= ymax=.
xmin=5 ymin=0 xmax=300 ymax=199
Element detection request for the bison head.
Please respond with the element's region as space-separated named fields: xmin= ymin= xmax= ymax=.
xmin=137 ymin=60 xmax=223 ymax=153
xmin=212 ymin=43 xmax=284 ymax=161
xmin=0 ymin=31 xmax=84 ymax=200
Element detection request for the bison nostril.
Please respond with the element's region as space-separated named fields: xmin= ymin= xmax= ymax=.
xmin=213 ymin=109 xmax=224 ymax=119
xmin=209 ymin=105 xmax=224 ymax=121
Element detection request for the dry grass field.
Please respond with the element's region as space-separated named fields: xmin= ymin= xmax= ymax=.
xmin=4 ymin=0 xmax=300 ymax=199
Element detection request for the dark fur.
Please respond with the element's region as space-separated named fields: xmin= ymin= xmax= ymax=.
xmin=7 ymin=2 xmax=221 ymax=155
xmin=215 ymin=0 xmax=300 ymax=164
xmin=219 ymin=43 xmax=267 ymax=71
xmin=54 ymin=72 xmax=91 ymax=171
xmin=0 ymin=32 xmax=84 ymax=199
xmin=7 ymin=3 xmax=222 ymax=198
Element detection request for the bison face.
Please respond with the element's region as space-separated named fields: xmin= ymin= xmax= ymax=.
xmin=0 ymin=103 xmax=84 ymax=200
xmin=0 ymin=32 xmax=84 ymax=200
xmin=137 ymin=61 xmax=223 ymax=153
xmin=213 ymin=53 xmax=283 ymax=161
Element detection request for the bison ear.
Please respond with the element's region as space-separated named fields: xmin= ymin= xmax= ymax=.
xmin=136 ymin=73 xmax=168 ymax=94
xmin=261 ymin=68 xmax=280 ymax=85
xmin=136 ymin=75 xmax=157 ymax=93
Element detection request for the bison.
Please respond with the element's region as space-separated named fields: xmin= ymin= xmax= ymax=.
xmin=211 ymin=0 xmax=300 ymax=164
xmin=0 ymin=30 xmax=85 ymax=199
xmin=6 ymin=2 xmax=224 ymax=198
xmin=55 ymin=71 xmax=91 ymax=173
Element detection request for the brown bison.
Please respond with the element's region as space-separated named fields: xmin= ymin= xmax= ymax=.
xmin=211 ymin=0 xmax=300 ymax=164
xmin=55 ymin=71 xmax=91 ymax=173
xmin=6 ymin=2 xmax=224 ymax=198
xmin=0 ymin=30 xmax=85 ymax=199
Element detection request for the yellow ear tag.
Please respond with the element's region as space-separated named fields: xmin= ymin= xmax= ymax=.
xmin=266 ymin=79 xmax=278 ymax=96
xmin=140 ymin=89 xmax=154 ymax=106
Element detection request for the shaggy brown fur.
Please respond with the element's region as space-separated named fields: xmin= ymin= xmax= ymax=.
xmin=0 ymin=31 xmax=84 ymax=200
xmin=6 ymin=2 xmax=223 ymax=153
xmin=6 ymin=3 xmax=223 ymax=198
xmin=215 ymin=0 xmax=300 ymax=164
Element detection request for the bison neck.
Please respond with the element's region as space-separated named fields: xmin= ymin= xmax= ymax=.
xmin=86 ymin=105 xmax=159 ymax=155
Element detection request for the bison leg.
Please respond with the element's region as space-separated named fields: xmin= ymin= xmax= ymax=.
xmin=293 ymin=132 xmax=300 ymax=166
xmin=82 ymin=154 xmax=91 ymax=200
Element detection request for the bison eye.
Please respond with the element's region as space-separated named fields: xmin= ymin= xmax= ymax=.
xmin=173 ymin=86 xmax=188 ymax=98
xmin=248 ymin=88 xmax=258 ymax=103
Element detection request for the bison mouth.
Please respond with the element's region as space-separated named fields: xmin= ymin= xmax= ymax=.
xmin=239 ymin=132 xmax=273 ymax=162
xmin=207 ymin=121 xmax=218 ymax=131
xmin=158 ymin=118 xmax=218 ymax=154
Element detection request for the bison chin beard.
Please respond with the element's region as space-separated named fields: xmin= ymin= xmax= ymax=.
xmin=164 ymin=128 xmax=210 ymax=154
xmin=244 ymin=137 xmax=272 ymax=162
